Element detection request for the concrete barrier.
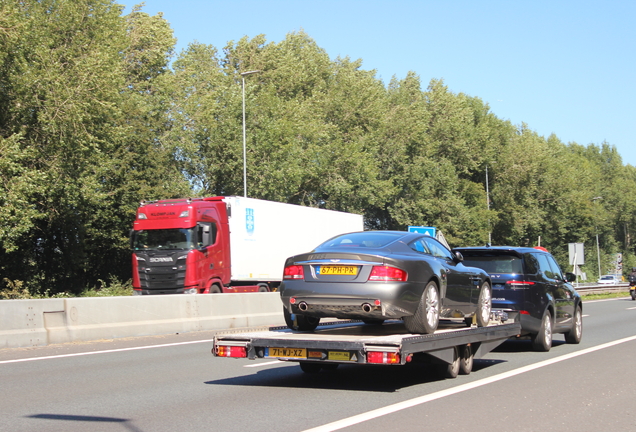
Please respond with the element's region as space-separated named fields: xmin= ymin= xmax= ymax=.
xmin=0 ymin=293 xmax=285 ymax=349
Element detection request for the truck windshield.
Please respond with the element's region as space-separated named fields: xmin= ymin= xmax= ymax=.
xmin=132 ymin=228 xmax=196 ymax=250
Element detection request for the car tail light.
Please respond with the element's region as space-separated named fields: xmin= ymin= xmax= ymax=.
xmin=369 ymin=266 xmax=407 ymax=282
xmin=215 ymin=345 xmax=247 ymax=358
xmin=506 ymin=280 xmax=535 ymax=289
xmin=367 ymin=351 xmax=400 ymax=364
xmin=283 ymin=265 xmax=304 ymax=280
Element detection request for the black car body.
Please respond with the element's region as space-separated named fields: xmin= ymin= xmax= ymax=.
xmin=454 ymin=245 xmax=582 ymax=351
xmin=279 ymin=231 xmax=492 ymax=334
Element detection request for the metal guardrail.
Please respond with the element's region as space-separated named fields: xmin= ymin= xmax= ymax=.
xmin=573 ymin=282 xmax=630 ymax=295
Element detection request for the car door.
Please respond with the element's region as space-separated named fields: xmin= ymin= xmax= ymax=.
xmin=422 ymin=237 xmax=475 ymax=313
xmin=545 ymin=254 xmax=576 ymax=330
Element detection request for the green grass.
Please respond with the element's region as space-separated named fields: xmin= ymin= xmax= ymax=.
xmin=581 ymin=291 xmax=632 ymax=301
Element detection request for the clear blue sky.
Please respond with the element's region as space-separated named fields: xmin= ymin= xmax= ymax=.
xmin=122 ymin=0 xmax=635 ymax=166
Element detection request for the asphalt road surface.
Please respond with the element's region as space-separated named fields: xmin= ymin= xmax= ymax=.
xmin=1 ymin=297 xmax=635 ymax=432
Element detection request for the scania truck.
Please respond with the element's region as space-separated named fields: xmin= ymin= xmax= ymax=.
xmin=130 ymin=196 xmax=363 ymax=295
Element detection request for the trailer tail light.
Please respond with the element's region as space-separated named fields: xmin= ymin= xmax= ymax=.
xmin=506 ymin=280 xmax=535 ymax=289
xmin=366 ymin=351 xmax=400 ymax=364
xmin=216 ymin=344 xmax=247 ymax=358
xmin=369 ymin=266 xmax=407 ymax=282
xmin=283 ymin=265 xmax=304 ymax=280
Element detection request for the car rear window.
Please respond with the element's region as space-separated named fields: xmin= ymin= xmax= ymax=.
xmin=462 ymin=254 xmax=524 ymax=274
xmin=316 ymin=232 xmax=403 ymax=249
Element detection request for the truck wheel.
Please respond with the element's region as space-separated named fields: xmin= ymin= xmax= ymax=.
xmin=564 ymin=305 xmax=582 ymax=344
xmin=209 ymin=284 xmax=221 ymax=294
xmin=531 ymin=310 xmax=553 ymax=352
xmin=475 ymin=282 xmax=492 ymax=327
xmin=257 ymin=284 xmax=269 ymax=292
xmin=437 ymin=346 xmax=460 ymax=379
xmin=459 ymin=345 xmax=473 ymax=375
xmin=299 ymin=362 xmax=322 ymax=373
xmin=283 ymin=307 xmax=320 ymax=331
xmin=404 ymin=281 xmax=439 ymax=334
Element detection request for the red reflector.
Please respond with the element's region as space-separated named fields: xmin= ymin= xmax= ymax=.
xmin=374 ymin=299 xmax=381 ymax=306
xmin=283 ymin=265 xmax=304 ymax=280
xmin=367 ymin=351 xmax=400 ymax=364
xmin=519 ymin=310 xmax=531 ymax=315
xmin=369 ymin=266 xmax=407 ymax=282
xmin=290 ymin=297 xmax=297 ymax=305
xmin=216 ymin=345 xmax=247 ymax=358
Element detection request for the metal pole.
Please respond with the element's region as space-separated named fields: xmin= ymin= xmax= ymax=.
xmin=486 ymin=165 xmax=491 ymax=244
xmin=240 ymin=70 xmax=261 ymax=198
xmin=242 ymin=76 xmax=247 ymax=197
xmin=592 ymin=196 xmax=603 ymax=278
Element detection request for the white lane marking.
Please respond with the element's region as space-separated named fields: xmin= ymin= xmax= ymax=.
xmin=0 ymin=339 xmax=216 ymax=365
xmin=583 ymin=314 xmax=590 ymax=317
xmin=584 ymin=297 xmax=630 ymax=303
xmin=301 ymin=335 xmax=636 ymax=432
xmin=244 ymin=360 xmax=283 ymax=368
xmin=627 ymin=307 xmax=636 ymax=310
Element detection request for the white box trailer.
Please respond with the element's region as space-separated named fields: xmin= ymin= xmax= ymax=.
xmin=225 ymin=197 xmax=364 ymax=282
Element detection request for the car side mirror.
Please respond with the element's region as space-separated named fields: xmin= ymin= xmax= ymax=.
xmin=565 ymin=272 xmax=576 ymax=282
xmin=453 ymin=251 xmax=464 ymax=263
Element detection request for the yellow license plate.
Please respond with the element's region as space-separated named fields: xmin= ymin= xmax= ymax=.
xmin=266 ymin=347 xmax=307 ymax=358
xmin=328 ymin=351 xmax=352 ymax=361
xmin=319 ymin=266 xmax=358 ymax=275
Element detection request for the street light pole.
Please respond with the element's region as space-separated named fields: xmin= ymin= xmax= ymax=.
xmin=241 ymin=70 xmax=261 ymax=198
xmin=592 ymin=196 xmax=603 ymax=278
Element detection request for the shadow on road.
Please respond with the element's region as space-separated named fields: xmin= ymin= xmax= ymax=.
xmin=204 ymin=357 xmax=507 ymax=393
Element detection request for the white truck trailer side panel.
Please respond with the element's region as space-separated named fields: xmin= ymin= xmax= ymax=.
xmin=224 ymin=197 xmax=363 ymax=282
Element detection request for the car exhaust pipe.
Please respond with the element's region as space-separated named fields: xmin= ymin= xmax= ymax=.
xmin=361 ymin=303 xmax=372 ymax=313
xmin=298 ymin=302 xmax=308 ymax=311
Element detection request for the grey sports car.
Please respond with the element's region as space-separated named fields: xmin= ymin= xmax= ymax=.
xmin=279 ymin=231 xmax=492 ymax=334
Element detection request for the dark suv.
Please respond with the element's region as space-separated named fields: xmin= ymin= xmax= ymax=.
xmin=453 ymin=245 xmax=582 ymax=351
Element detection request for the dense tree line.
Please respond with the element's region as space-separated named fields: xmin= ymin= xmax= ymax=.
xmin=1 ymin=1 xmax=635 ymax=297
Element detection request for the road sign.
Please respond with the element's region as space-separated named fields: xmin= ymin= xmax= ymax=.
xmin=568 ymin=243 xmax=584 ymax=266
xmin=408 ymin=226 xmax=436 ymax=236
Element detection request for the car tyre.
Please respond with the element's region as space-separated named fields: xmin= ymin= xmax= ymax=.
xmin=531 ymin=310 xmax=553 ymax=352
xmin=404 ymin=281 xmax=440 ymax=334
xmin=564 ymin=305 xmax=583 ymax=344
xmin=283 ymin=306 xmax=320 ymax=331
xmin=475 ymin=282 xmax=492 ymax=327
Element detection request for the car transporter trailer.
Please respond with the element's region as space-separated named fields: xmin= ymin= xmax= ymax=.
xmin=212 ymin=316 xmax=521 ymax=378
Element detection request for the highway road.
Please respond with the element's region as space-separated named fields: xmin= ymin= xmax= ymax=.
xmin=1 ymin=297 xmax=635 ymax=432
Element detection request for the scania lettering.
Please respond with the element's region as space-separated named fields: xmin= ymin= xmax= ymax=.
xmin=130 ymin=196 xmax=363 ymax=295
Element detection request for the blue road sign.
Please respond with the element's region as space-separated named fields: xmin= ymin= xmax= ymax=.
xmin=408 ymin=226 xmax=436 ymax=236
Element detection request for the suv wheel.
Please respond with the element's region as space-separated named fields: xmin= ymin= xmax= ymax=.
xmin=564 ymin=305 xmax=582 ymax=344
xmin=532 ymin=310 xmax=553 ymax=352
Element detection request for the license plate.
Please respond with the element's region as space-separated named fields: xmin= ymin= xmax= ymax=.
xmin=327 ymin=351 xmax=352 ymax=361
xmin=266 ymin=347 xmax=307 ymax=358
xmin=318 ymin=266 xmax=358 ymax=275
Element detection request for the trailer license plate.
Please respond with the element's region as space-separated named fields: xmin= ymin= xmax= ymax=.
xmin=266 ymin=347 xmax=307 ymax=359
xmin=318 ymin=266 xmax=358 ymax=275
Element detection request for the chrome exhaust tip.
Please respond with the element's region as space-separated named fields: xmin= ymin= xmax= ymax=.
xmin=361 ymin=303 xmax=372 ymax=313
xmin=298 ymin=302 xmax=308 ymax=311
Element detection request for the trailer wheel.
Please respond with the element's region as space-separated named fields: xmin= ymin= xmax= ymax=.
xmin=404 ymin=281 xmax=439 ymax=334
xmin=299 ymin=362 xmax=322 ymax=373
xmin=283 ymin=307 xmax=320 ymax=331
xmin=362 ymin=319 xmax=385 ymax=325
xmin=257 ymin=284 xmax=269 ymax=292
xmin=437 ymin=346 xmax=460 ymax=379
xmin=459 ymin=345 xmax=473 ymax=375
xmin=475 ymin=282 xmax=492 ymax=327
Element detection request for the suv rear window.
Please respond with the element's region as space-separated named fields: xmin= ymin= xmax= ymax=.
xmin=462 ymin=254 xmax=524 ymax=274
